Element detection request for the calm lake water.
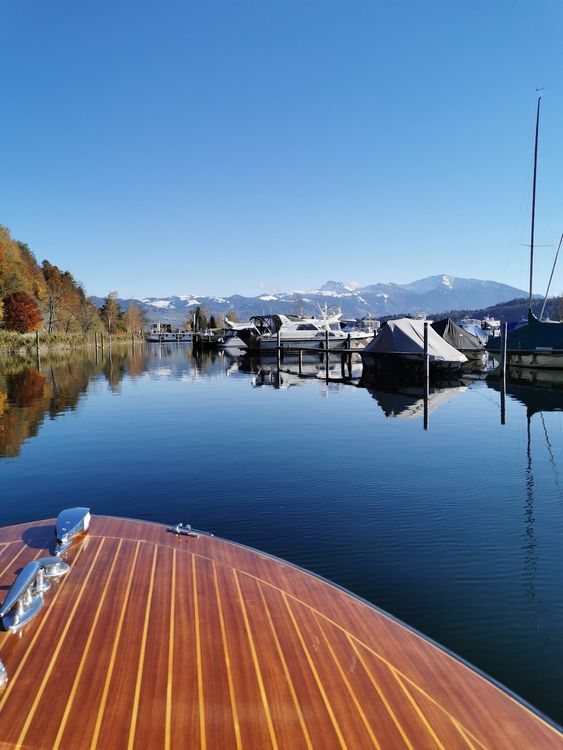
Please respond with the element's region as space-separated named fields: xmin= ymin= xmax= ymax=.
xmin=1 ymin=344 xmax=562 ymax=725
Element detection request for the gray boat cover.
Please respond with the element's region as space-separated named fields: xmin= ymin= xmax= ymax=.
xmin=363 ymin=318 xmax=467 ymax=363
xmin=431 ymin=318 xmax=483 ymax=352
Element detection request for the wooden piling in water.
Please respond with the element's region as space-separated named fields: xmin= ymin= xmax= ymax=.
xmin=423 ymin=321 xmax=430 ymax=431
xmin=500 ymin=321 xmax=507 ymax=377
xmin=500 ymin=322 xmax=507 ymax=425
xmin=298 ymin=348 xmax=303 ymax=374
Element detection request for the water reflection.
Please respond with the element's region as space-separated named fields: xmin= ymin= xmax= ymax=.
xmin=486 ymin=368 xmax=563 ymax=622
xmin=0 ymin=347 xmax=148 ymax=457
xmin=365 ymin=381 xmax=467 ymax=420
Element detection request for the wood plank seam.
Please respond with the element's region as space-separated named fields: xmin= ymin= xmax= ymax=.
xmin=128 ymin=544 xmax=159 ymax=750
xmin=282 ymin=592 xmax=348 ymax=750
xmin=90 ymin=540 xmax=141 ymax=750
xmin=15 ymin=538 xmax=107 ymax=747
xmin=52 ymin=539 xmax=124 ymax=750
xmin=233 ymin=569 xmax=279 ymax=750
xmin=165 ymin=548 xmax=176 ymax=750
xmin=390 ymin=667 xmax=447 ymax=750
xmin=346 ymin=634 xmax=415 ymax=750
xmin=451 ymin=719 xmax=483 ymax=750
xmin=193 ymin=554 xmax=206 ymax=750
xmin=313 ymin=612 xmax=382 ymax=749
xmin=257 ymin=582 xmax=314 ymax=750
xmin=212 ymin=561 xmax=243 ymax=750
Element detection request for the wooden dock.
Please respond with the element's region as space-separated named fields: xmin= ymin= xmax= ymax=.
xmin=0 ymin=515 xmax=561 ymax=748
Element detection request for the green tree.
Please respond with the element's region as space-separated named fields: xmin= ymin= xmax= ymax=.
xmin=192 ymin=306 xmax=209 ymax=331
xmin=100 ymin=292 xmax=122 ymax=336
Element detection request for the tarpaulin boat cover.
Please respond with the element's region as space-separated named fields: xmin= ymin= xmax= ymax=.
xmin=363 ymin=319 xmax=467 ymax=363
xmin=459 ymin=322 xmax=488 ymax=344
xmin=431 ymin=319 xmax=483 ymax=352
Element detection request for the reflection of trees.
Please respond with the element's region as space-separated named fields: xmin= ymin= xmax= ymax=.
xmin=0 ymin=346 xmax=149 ymax=457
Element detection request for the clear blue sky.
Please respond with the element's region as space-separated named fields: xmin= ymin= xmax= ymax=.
xmin=1 ymin=1 xmax=563 ymax=299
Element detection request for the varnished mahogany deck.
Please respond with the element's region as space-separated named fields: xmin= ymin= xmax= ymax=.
xmin=0 ymin=516 xmax=561 ymax=749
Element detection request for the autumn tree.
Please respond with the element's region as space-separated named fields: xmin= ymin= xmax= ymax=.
xmin=75 ymin=292 xmax=103 ymax=333
xmin=41 ymin=261 xmax=80 ymax=332
xmin=0 ymin=227 xmax=45 ymax=302
xmin=124 ymin=302 xmax=144 ymax=335
xmin=3 ymin=291 xmax=43 ymax=332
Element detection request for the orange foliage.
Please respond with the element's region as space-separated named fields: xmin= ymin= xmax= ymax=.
xmin=3 ymin=291 xmax=43 ymax=333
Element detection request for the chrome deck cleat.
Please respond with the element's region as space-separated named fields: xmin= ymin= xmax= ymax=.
xmin=55 ymin=507 xmax=91 ymax=555
xmin=0 ymin=659 xmax=7 ymax=689
xmin=167 ymin=522 xmax=199 ymax=538
xmin=0 ymin=561 xmax=45 ymax=631
xmin=0 ymin=556 xmax=70 ymax=632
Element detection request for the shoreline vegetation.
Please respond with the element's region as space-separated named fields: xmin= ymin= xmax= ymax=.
xmin=0 ymin=224 xmax=145 ymax=349
xmin=0 ymin=331 xmax=143 ymax=354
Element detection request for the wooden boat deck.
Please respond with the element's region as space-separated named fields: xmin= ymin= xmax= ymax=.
xmin=0 ymin=515 xmax=561 ymax=749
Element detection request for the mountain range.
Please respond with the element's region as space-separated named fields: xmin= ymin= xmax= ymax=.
xmin=93 ymin=275 xmax=529 ymax=326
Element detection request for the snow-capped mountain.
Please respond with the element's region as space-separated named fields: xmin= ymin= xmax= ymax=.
xmin=92 ymin=275 xmax=529 ymax=325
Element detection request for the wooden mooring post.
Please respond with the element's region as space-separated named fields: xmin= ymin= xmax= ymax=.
xmin=298 ymin=348 xmax=303 ymax=375
xmin=423 ymin=321 xmax=430 ymax=431
xmin=500 ymin=322 xmax=507 ymax=425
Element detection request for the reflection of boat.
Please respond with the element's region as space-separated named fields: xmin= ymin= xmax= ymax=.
xmin=487 ymin=367 xmax=563 ymax=415
xmin=0 ymin=511 xmax=561 ymax=748
xmin=361 ymin=318 xmax=467 ymax=374
xmin=366 ymin=380 xmax=467 ymax=420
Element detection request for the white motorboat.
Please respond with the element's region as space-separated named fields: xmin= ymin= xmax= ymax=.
xmin=237 ymin=312 xmax=371 ymax=350
xmin=145 ymin=323 xmax=193 ymax=342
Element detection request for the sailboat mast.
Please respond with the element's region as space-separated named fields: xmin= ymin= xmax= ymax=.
xmin=528 ymin=96 xmax=541 ymax=312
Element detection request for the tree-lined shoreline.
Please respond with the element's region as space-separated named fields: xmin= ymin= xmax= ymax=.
xmin=0 ymin=225 xmax=144 ymax=351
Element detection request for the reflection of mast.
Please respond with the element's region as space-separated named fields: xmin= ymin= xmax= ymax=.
xmin=539 ymin=411 xmax=563 ymax=506
xmin=523 ymin=410 xmax=538 ymax=606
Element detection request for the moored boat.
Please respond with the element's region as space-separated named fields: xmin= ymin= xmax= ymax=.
xmin=361 ymin=318 xmax=467 ymax=374
xmin=238 ymin=313 xmax=370 ymax=350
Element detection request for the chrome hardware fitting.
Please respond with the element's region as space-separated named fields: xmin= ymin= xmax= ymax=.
xmin=0 ymin=659 xmax=7 ymax=689
xmin=37 ymin=556 xmax=70 ymax=578
xmin=0 ymin=555 xmax=69 ymax=632
xmin=55 ymin=507 xmax=91 ymax=555
xmin=0 ymin=561 xmax=44 ymax=632
xmin=167 ymin=523 xmax=199 ymax=538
